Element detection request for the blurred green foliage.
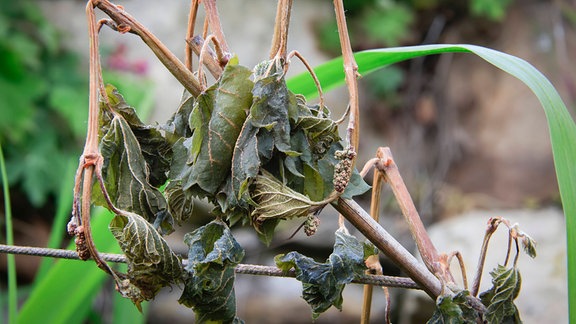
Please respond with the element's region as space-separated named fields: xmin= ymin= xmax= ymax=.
xmin=0 ymin=1 xmax=88 ymax=207
xmin=0 ymin=1 xmax=154 ymax=208
xmin=470 ymin=0 xmax=513 ymax=21
xmin=316 ymin=0 xmax=515 ymax=101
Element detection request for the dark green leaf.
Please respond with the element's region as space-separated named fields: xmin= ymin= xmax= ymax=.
xmin=342 ymin=167 xmax=371 ymax=199
xmin=162 ymin=91 xmax=195 ymax=141
xmin=96 ymin=109 xmax=173 ymax=234
xmin=293 ymin=95 xmax=339 ymax=157
xmin=317 ymin=143 xmax=371 ymax=199
xmin=274 ymin=228 xmax=366 ymax=319
xmin=165 ymin=181 xmax=194 ymax=225
xmin=250 ymin=61 xmax=292 ymax=153
xmin=183 ymin=61 xmax=253 ymax=195
xmin=479 ymin=265 xmax=523 ymax=324
xmin=110 ymin=210 xmax=183 ymax=309
xmin=302 ymin=164 xmax=325 ymax=202
xmin=428 ymin=290 xmax=479 ymax=324
xmin=179 ymin=220 xmax=245 ymax=323
xmin=101 ymin=85 xmax=172 ymax=187
xmin=230 ymin=121 xmax=260 ymax=202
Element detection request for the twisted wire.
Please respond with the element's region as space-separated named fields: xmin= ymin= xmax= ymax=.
xmin=0 ymin=244 xmax=420 ymax=289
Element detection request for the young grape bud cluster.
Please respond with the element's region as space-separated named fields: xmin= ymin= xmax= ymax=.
xmin=304 ymin=214 xmax=320 ymax=236
xmin=333 ymin=147 xmax=356 ymax=193
xmin=73 ymin=225 xmax=91 ymax=260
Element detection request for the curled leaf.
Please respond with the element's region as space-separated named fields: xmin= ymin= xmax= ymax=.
xmin=249 ymin=65 xmax=292 ymax=153
xmin=101 ymin=85 xmax=172 ymax=187
xmin=110 ymin=210 xmax=183 ymax=308
xmin=244 ymin=167 xmax=293 ymax=243
xmin=521 ymin=234 xmax=537 ymax=259
xmin=183 ymin=61 xmax=253 ymax=195
xmin=292 ymin=95 xmax=339 ymax=157
xmin=96 ymin=108 xmax=173 ymax=234
xmin=274 ymin=228 xmax=367 ymax=319
xmin=251 ymin=170 xmax=316 ymax=223
xmin=511 ymin=224 xmax=537 ymax=259
xmin=179 ymin=219 xmax=245 ymax=323
xmin=165 ymin=181 xmax=194 ymax=225
xmin=162 ymin=91 xmax=195 ymax=141
xmin=479 ymin=264 xmax=523 ymax=324
xmin=428 ymin=290 xmax=479 ymax=324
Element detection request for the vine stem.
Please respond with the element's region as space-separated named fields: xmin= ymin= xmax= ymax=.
xmin=333 ymin=0 xmax=360 ymax=155
xmin=185 ymin=0 xmax=200 ymax=71
xmin=361 ymin=165 xmax=386 ymax=324
xmin=0 ymin=244 xmax=421 ymax=289
xmin=375 ymin=147 xmax=447 ymax=282
xmin=269 ymin=0 xmax=293 ymax=60
xmin=332 ymin=197 xmax=443 ymax=299
xmin=69 ymin=1 xmax=117 ymax=278
xmin=203 ymin=0 xmax=229 ymax=55
xmin=188 ymin=36 xmax=223 ymax=79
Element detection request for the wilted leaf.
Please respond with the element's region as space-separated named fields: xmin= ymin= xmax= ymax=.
xmin=162 ymin=91 xmax=195 ymax=141
xmin=102 ymin=85 xmax=172 ymax=187
xmin=511 ymin=225 xmax=537 ymax=259
xmin=179 ymin=219 xmax=245 ymax=323
xmin=251 ymin=170 xmax=316 ymax=223
xmin=479 ymin=264 xmax=523 ymax=324
xmin=521 ymin=234 xmax=537 ymax=259
xmin=110 ymin=210 xmax=183 ymax=308
xmin=317 ymin=143 xmax=371 ymax=199
xmin=428 ymin=290 xmax=479 ymax=324
xmin=96 ymin=108 xmax=174 ymax=234
xmin=250 ymin=60 xmax=292 ymax=153
xmin=230 ymin=121 xmax=260 ymax=201
xmin=274 ymin=228 xmax=366 ymax=319
xmin=165 ymin=181 xmax=194 ymax=225
xmin=183 ymin=61 xmax=253 ymax=195
xmin=292 ymin=95 xmax=339 ymax=157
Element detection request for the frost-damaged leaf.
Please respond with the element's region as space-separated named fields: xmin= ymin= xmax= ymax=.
xmin=317 ymin=143 xmax=371 ymax=199
xmin=183 ymin=60 xmax=253 ymax=195
xmin=428 ymin=290 xmax=479 ymax=324
xmin=521 ymin=234 xmax=537 ymax=259
xmin=251 ymin=170 xmax=316 ymax=222
xmin=162 ymin=91 xmax=195 ymax=141
xmin=102 ymin=85 xmax=172 ymax=187
xmin=179 ymin=219 xmax=245 ymax=323
xmin=293 ymin=95 xmax=339 ymax=157
xmin=479 ymin=264 xmax=523 ymax=324
xmin=511 ymin=224 xmax=537 ymax=259
xmin=274 ymin=228 xmax=367 ymax=319
xmin=110 ymin=210 xmax=183 ymax=309
xmin=250 ymin=61 xmax=292 ymax=153
xmin=96 ymin=111 xmax=174 ymax=234
xmin=165 ymin=181 xmax=194 ymax=225
xmin=230 ymin=120 xmax=260 ymax=202
xmin=164 ymin=138 xmax=195 ymax=225
xmin=250 ymin=170 xmax=318 ymax=243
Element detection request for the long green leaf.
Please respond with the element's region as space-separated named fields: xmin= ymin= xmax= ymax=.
xmin=288 ymin=44 xmax=576 ymax=322
xmin=1 ymin=142 xmax=18 ymax=323
xmin=35 ymin=158 xmax=75 ymax=282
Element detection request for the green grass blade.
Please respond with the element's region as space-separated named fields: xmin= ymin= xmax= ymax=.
xmin=17 ymin=208 xmax=120 ymax=324
xmin=1 ymin=141 xmax=18 ymax=323
xmin=287 ymin=44 xmax=576 ymax=323
xmin=34 ymin=158 xmax=76 ymax=282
